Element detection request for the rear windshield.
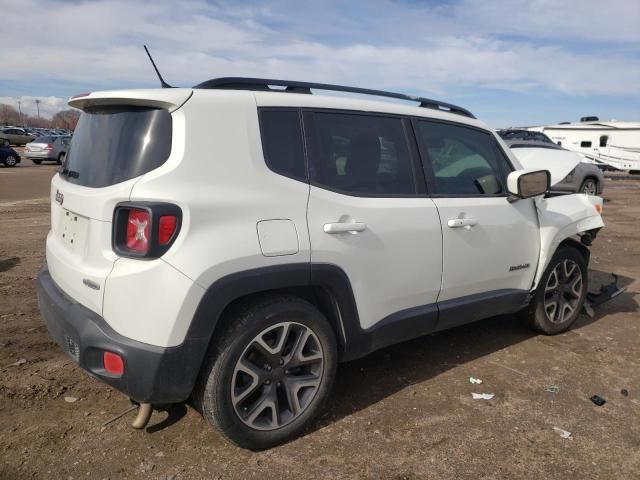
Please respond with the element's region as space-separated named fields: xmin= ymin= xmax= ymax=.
xmin=62 ymin=106 xmax=172 ymax=188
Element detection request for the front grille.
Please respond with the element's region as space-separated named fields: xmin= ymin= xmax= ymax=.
xmin=64 ymin=335 xmax=80 ymax=363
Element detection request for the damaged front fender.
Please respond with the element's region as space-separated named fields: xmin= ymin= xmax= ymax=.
xmin=533 ymin=193 xmax=604 ymax=289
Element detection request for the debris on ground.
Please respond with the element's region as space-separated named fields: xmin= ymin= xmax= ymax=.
xmin=584 ymin=273 xmax=626 ymax=318
xmin=590 ymin=395 xmax=606 ymax=406
xmin=553 ymin=427 xmax=573 ymax=439
xmin=621 ymin=389 xmax=629 ymax=397
xmin=545 ymin=386 xmax=560 ymax=394
xmin=487 ymin=360 xmax=527 ymax=376
xmin=469 ymin=377 xmax=482 ymax=384
xmin=471 ymin=393 xmax=495 ymax=400
xmin=100 ymin=404 xmax=139 ymax=432
xmin=8 ymin=358 xmax=27 ymax=367
xmin=64 ymin=396 xmax=79 ymax=403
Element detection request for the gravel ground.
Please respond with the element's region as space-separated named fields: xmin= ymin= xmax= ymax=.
xmin=0 ymin=170 xmax=639 ymax=480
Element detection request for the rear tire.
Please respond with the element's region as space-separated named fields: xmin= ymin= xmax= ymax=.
xmin=580 ymin=177 xmax=598 ymax=195
xmin=194 ymin=295 xmax=338 ymax=450
xmin=521 ymin=246 xmax=588 ymax=335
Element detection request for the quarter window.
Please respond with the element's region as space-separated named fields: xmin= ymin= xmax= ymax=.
xmin=416 ymin=120 xmax=511 ymax=195
xmin=259 ymin=110 xmax=306 ymax=181
xmin=306 ymin=112 xmax=416 ymax=195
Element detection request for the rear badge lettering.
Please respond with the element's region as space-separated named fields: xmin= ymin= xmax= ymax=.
xmin=55 ymin=190 xmax=64 ymax=205
xmin=82 ymin=279 xmax=100 ymax=290
xmin=509 ymin=263 xmax=530 ymax=272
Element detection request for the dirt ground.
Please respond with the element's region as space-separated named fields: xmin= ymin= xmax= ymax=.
xmin=1 ymin=165 xmax=639 ymax=480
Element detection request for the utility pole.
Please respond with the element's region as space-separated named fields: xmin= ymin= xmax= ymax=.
xmin=17 ymin=99 xmax=23 ymax=126
xmin=35 ymin=99 xmax=41 ymax=120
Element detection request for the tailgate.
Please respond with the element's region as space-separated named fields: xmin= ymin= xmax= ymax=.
xmin=46 ymin=174 xmax=137 ymax=315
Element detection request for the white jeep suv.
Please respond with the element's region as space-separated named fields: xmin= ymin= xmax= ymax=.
xmin=37 ymin=78 xmax=604 ymax=449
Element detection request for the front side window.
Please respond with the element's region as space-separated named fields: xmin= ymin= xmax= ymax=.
xmin=416 ymin=120 xmax=511 ymax=195
xmin=306 ymin=112 xmax=416 ymax=195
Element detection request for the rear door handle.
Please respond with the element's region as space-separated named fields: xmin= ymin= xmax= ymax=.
xmin=447 ymin=218 xmax=477 ymax=228
xmin=323 ymin=222 xmax=367 ymax=234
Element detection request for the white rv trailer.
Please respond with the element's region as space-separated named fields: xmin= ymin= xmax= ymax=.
xmin=528 ymin=118 xmax=640 ymax=172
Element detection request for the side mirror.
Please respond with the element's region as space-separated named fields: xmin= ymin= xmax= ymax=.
xmin=507 ymin=169 xmax=550 ymax=202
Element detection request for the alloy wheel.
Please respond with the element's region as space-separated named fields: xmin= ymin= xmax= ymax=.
xmin=544 ymin=259 xmax=583 ymax=323
xmin=5 ymin=155 xmax=17 ymax=167
xmin=231 ymin=322 xmax=324 ymax=431
xmin=582 ymin=179 xmax=597 ymax=195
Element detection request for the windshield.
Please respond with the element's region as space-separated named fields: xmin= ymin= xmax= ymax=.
xmin=62 ymin=106 xmax=172 ymax=188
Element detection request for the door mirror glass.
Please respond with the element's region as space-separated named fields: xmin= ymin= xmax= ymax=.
xmin=507 ymin=169 xmax=550 ymax=200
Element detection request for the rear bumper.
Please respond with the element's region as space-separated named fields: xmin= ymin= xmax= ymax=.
xmin=25 ymin=151 xmax=55 ymax=160
xmin=36 ymin=265 xmax=207 ymax=403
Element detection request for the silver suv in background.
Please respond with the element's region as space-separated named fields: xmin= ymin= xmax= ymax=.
xmin=498 ymin=131 xmax=604 ymax=195
xmin=25 ymin=136 xmax=72 ymax=165
xmin=0 ymin=127 xmax=36 ymax=146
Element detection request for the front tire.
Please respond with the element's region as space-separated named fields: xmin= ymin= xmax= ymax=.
xmin=522 ymin=246 xmax=588 ymax=335
xmin=4 ymin=155 xmax=17 ymax=167
xmin=194 ymin=295 xmax=338 ymax=450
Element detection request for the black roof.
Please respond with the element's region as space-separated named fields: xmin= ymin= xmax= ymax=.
xmin=194 ymin=77 xmax=475 ymax=118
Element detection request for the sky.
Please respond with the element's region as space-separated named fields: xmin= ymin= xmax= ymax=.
xmin=1 ymin=0 xmax=639 ymax=127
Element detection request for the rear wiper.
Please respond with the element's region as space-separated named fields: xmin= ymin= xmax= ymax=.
xmin=59 ymin=167 xmax=80 ymax=179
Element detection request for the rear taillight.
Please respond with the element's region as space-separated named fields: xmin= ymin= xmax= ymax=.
xmin=45 ymin=143 xmax=53 ymax=151
xmin=113 ymin=203 xmax=182 ymax=259
xmin=126 ymin=209 xmax=151 ymax=253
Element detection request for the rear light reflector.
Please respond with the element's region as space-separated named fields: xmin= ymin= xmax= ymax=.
xmin=158 ymin=215 xmax=178 ymax=245
xmin=126 ymin=209 xmax=151 ymax=253
xmin=103 ymin=351 xmax=124 ymax=376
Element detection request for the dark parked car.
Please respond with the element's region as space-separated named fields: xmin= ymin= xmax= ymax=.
xmin=0 ymin=144 xmax=21 ymax=167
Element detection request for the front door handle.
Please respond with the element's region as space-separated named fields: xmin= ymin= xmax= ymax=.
xmin=447 ymin=218 xmax=477 ymax=228
xmin=323 ymin=222 xmax=367 ymax=234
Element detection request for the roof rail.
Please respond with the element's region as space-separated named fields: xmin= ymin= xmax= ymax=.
xmin=193 ymin=77 xmax=475 ymax=119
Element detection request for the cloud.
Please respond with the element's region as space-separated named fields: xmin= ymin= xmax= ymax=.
xmin=0 ymin=0 xmax=638 ymax=123
xmin=0 ymin=96 xmax=69 ymax=119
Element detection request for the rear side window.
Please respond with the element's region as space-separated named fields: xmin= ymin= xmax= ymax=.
xmin=306 ymin=112 xmax=416 ymax=196
xmin=416 ymin=120 xmax=511 ymax=196
xmin=259 ymin=110 xmax=306 ymax=181
xmin=63 ymin=106 xmax=172 ymax=188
